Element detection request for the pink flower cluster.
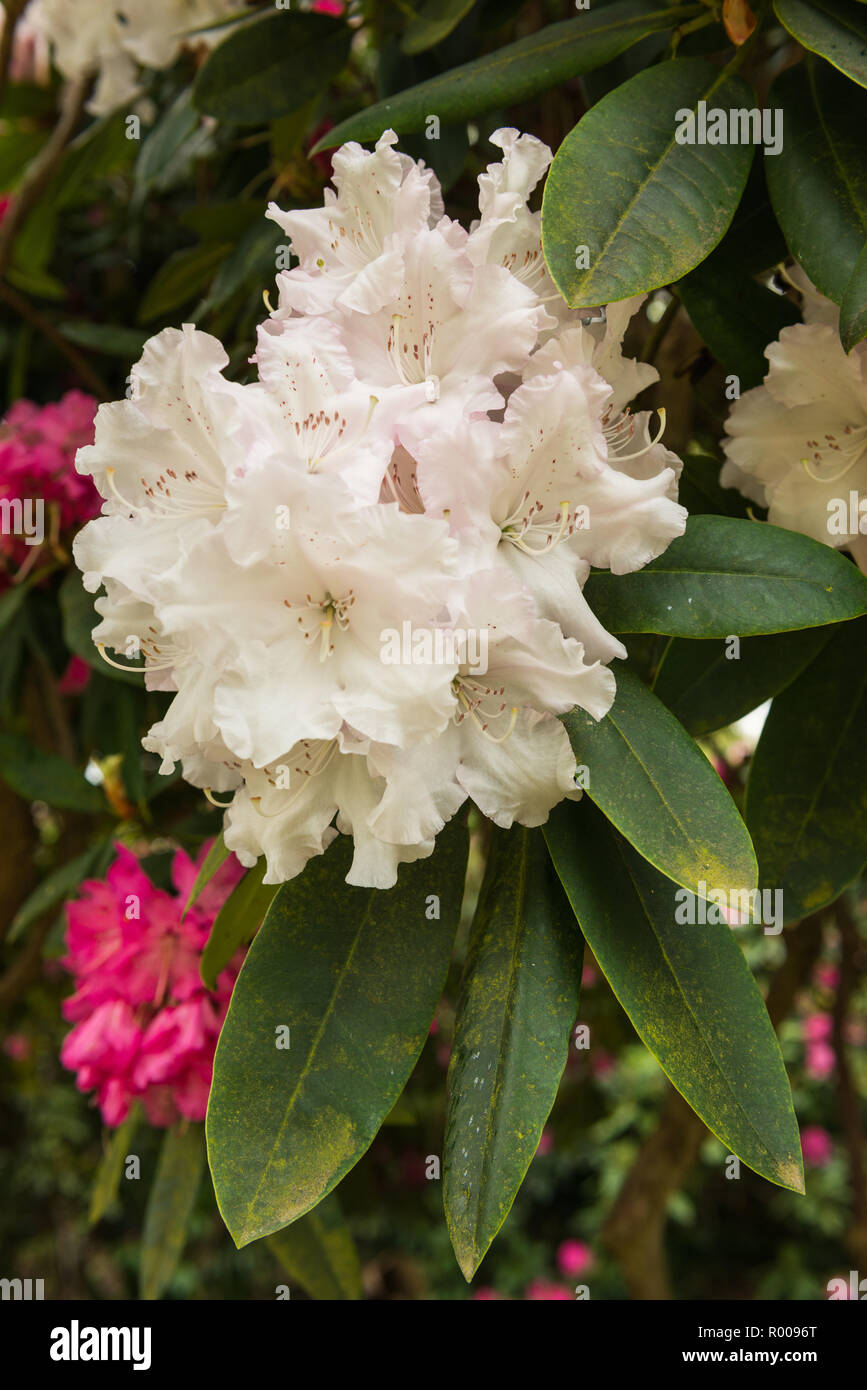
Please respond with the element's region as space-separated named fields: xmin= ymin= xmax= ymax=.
xmin=60 ymin=843 xmax=245 ymax=1127
xmin=0 ymin=390 xmax=99 ymax=584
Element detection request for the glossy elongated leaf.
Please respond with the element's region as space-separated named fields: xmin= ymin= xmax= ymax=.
xmin=542 ymin=59 xmax=755 ymax=307
xmin=8 ymin=840 xmax=113 ymax=943
xmin=137 ymin=242 xmax=231 ymax=324
xmin=313 ymin=3 xmax=697 ymax=150
xmin=90 ymin=1108 xmax=140 ymax=1226
xmin=765 ymin=59 xmax=867 ymax=304
xmin=841 ymin=241 xmax=867 ymax=352
xmin=0 ymin=734 xmax=105 ymax=814
xmin=544 ymin=800 xmax=804 ymax=1193
xmin=207 ymin=820 xmax=469 ymax=1247
xmin=199 ymin=857 xmax=277 ymax=989
xmin=678 ymin=266 xmax=800 ymax=390
xmin=745 ymin=617 xmax=867 ymax=921
xmin=140 ymin=1123 xmax=205 ymax=1300
xmin=774 ymin=0 xmax=867 ymax=88
xmin=193 ymin=12 xmax=351 ymax=125
xmin=403 ymin=0 xmax=477 ymax=54
xmin=444 ymin=827 xmax=582 ymax=1281
xmin=136 ymin=89 xmax=199 ymax=190
xmin=563 ymin=668 xmax=757 ymax=891
xmin=651 ymin=629 xmax=833 ymax=737
xmin=184 ymin=832 xmax=229 ymax=919
xmin=58 ymin=321 xmax=149 ymax=359
xmin=563 ymin=666 xmax=756 ymax=895
xmin=676 ymin=454 xmax=751 ymax=520
xmin=582 ymin=517 xmax=867 ymax=637
xmin=267 ymin=1194 xmax=362 ymax=1300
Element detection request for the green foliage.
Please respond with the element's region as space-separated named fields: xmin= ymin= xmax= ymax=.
xmin=544 ymin=800 xmax=804 ymax=1194
xmin=444 ymin=827 xmax=582 ymax=1280
xmin=315 ymin=3 xmax=696 ymax=149
xmin=193 ymin=11 xmax=352 ymax=126
xmin=543 ymin=60 xmax=755 ymax=306
xmin=745 ymin=617 xmax=867 ymax=921
xmin=207 ymin=821 xmax=469 ymax=1247
xmin=765 ymin=58 xmax=867 ymax=305
xmin=582 ymin=517 xmax=867 ymax=637
xmin=562 ymin=666 xmax=757 ymax=896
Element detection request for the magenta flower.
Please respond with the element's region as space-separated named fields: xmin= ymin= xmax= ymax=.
xmin=524 ymin=1280 xmax=572 ymax=1301
xmin=60 ymin=842 xmax=245 ymax=1127
xmin=0 ymin=390 xmax=99 ymax=585
xmin=556 ymin=1239 xmax=594 ymax=1279
xmin=801 ymin=1125 xmax=833 ymax=1168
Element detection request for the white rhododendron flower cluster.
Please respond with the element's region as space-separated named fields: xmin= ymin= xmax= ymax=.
xmin=24 ymin=0 xmax=239 ymax=114
xmin=722 ymin=267 xmax=867 ymax=573
xmin=74 ymin=129 xmax=687 ymax=888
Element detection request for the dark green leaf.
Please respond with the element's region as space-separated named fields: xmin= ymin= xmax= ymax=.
xmin=678 ymin=266 xmax=800 ymax=390
xmin=0 ymin=734 xmax=105 ymax=814
xmin=562 ymin=666 xmax=757 ymax=894
xmin=184 ymin=831 xmax=229 ymax=919
xmin=89 ymin=1108 xmax=140 ymax=1226
xmin=841 ymin=240 xmax=867 ymax=352
xmin=745 ymin=616 xmax=867 ymax=921
xmin=651 ymin=628 xmax=833 ymax=737
xmin=765 ymin=58 xmax=867 ymax=304
xmin=545 ymin=799 xmax=804 ymax=1193
xmin=542 ymin=59 xmax=755 ymax=307
xmin=8 ymin=840 xmax=113 ymax=943
xmin=137 ymin=243 xmax=231 ymax=324
xmin=140 ymin=1123 xmax=205 ymax=1301
xmin=676 ymin=452 xmax=752 ymax=519
xmin=207 ymin=820 xmax=469 ymax=1247
xmin=267 ymin=1194 xmax=362 ymax=1300
xmin=403 ymin=0 xmax=477 ymax=55
xmin=58 ymin=321 xmax=149 ymax=359
xmin=774 ymin=0 xmax=867 ymax=89
xmin=136 ymin=89 xmax=199 ymax=190
xmin=444 ymin=826 xmax=582 ymax=1280
xmin=193 ymin=12 xmax=351 ymax=126
xmin=314 ymin=3 xmax=698 ymax=149
xmin=582 ymin=516 xmax=867 ymax=636
xmin=200 ymin=857 xmax=276 ymax=990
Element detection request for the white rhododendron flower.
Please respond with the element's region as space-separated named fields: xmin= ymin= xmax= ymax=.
xmin=26 ymin=0 xmax=239 ymax=114
xmin=722 ymin=270 xmax=867 ymax=572
xmin=75 ymin=129 xmax=687 ymax=888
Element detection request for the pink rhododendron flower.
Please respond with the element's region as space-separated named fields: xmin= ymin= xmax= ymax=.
xmin=801 ymin=1125 xmax=833 ymax=1168
xmin=312 ymin=1 xmax=344 ymax=13
xmin=803 ymin=1012 xmax=832 ymax=1043
xmin=3 ymin=1033 xmax=31 ymax=1060
xmin=58 ymin=655 xmax=92 ymax=695
xmin=556 ymin=1239 xmax=593 ymax=1278
xmin=535 ymin=1127 xmax=553 ymax=1157
xmin=60 ymin=841 xmax=245 ymax=1126
xmin=806 ymin=1041 xmax=835 ymax=1080
xmin=525 ymin=1280 xmax=571 ymax=1300
xmin=0 ymin=390 xmax=99 ymax=586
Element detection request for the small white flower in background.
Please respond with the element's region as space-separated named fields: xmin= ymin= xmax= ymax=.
xmin=721 ymin=269 xmax=867 ymax=572
xmin=25 ymin=0 xmax=239 ymax=115
xmin=75 ymin=128 xmax=687 ymax=889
